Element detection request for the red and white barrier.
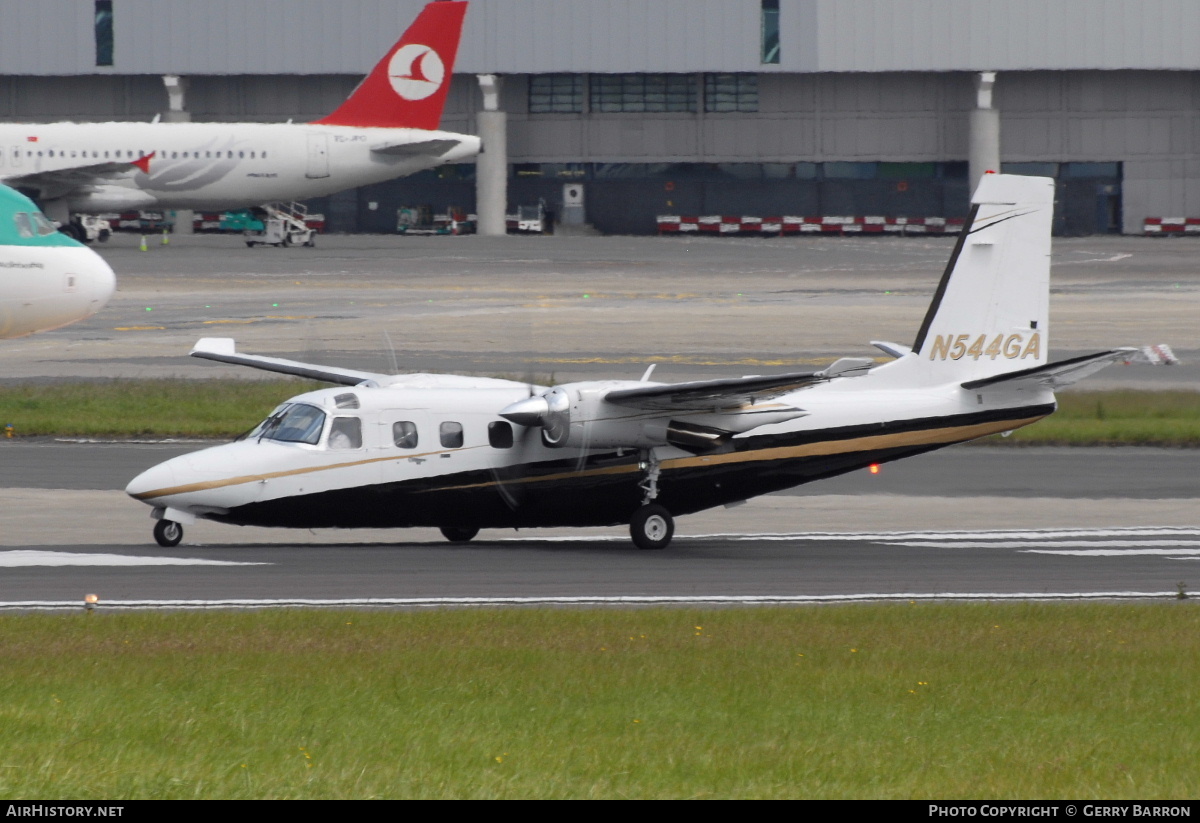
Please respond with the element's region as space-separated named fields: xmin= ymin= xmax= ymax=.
xmin=1143 ymin=218 xmax=1200 ymax=235
xmin=657 ymin=215 xmax=965 ymax=236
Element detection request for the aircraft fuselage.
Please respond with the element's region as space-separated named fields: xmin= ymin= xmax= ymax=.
xmin=0 ymin=122 xmax=480 ymax=212
xmin=126 ymin=375 xmax=1055 ymax=531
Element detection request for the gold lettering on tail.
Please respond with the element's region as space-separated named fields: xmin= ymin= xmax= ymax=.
xmin=927 ymin=333 xmax=1043 ymax=361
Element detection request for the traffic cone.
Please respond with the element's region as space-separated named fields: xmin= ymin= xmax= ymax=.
xmin=139 ymin=235 xmax=148 ymax=252
xmin=161 ymin=228 xmax=169 ymax=245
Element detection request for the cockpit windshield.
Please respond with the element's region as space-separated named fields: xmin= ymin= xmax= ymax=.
xmin=251 ymin=403 xmax=326 ymax=445
xmin=32 ymin=212 xmax=58 ymax=236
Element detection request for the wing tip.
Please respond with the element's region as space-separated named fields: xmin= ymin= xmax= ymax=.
xmin=191 ymin=337 xmax=236 ymax=357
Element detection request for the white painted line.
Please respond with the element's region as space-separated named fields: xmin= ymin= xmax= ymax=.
xmin=0 ymin=550 xmax=268 ymax=567
xmin=498 ymin=528 xmax=1200 ymax=544
xmin=0 ymin=592 xmax=1183 ymax=611
xmin=1022 ymin=548 xmax=1200 ymax=557
xmin=714 ymin=528 xmax=1200 ymax=542
xmin=892 ymin=541 xmax=1200 ymax=550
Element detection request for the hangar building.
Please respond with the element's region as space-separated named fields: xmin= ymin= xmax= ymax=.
xmin=2 ymin=0 xmax=1199 ymax=235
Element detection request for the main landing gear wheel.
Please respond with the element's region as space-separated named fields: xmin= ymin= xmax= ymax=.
xmin=153 ymin=519 xmax=183 ymax=548
xmin=630 ymin=504 xmax=674 ymax=550
xmin=440 ymin=525 xmax=479 ymax=544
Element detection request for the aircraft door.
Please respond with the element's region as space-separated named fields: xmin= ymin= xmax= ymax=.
xmin=306 ymin=133 xmax=330 ymax=179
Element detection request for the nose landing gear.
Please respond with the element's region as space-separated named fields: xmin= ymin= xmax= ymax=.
xmin=153 ymin=519 xmax=183 ymax=547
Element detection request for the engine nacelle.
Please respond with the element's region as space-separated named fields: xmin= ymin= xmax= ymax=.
xmin=68 ymin=185 xmax=158 ymax=213
xmin=500 ymin=381 xmax=808 ymax=452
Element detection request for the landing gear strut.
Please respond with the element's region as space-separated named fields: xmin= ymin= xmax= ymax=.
xmin=630 ymin=449 xmax=673 ymax=549
xmin=153 ymin=519 xmax=183 ymax=547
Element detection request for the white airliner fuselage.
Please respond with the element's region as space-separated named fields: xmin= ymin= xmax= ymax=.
xmin=0 ymin=1 xmax=476 ymax=231
xmin=0 ymin=122 xmax=481 ymax=213
xmin=0 ymin=184 xmax=114 ymax=338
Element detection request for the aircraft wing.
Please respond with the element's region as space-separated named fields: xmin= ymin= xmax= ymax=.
xmin=961 ymin=348 xmax=1137 ymax=391
xmin=4 ymin=160 xmax=147 ymax=200
xmin=190 ymin=338 xmax=388 ymax=387
xmin=605 ymin=357 xmax=874 ymax=411
xmin=371 ymin=138 xmax=464 ymax=158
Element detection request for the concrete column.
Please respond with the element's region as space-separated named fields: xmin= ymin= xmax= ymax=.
xmin=475 ymin=75 xmax=508 ymax=237
xmin=161 ymin=75 xmax=194 ymax=235
xmin=968 ymin=71 xmax=1000 ymax=199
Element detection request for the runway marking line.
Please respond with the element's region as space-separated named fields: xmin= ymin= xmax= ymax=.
xmin=0 ymin=550 xmax=268 ymax=567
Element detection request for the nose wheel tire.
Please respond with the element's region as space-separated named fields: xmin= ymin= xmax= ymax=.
xmin=630 ymin=504 xmax=674 ymax=550
xmin=153 ymin=519 xmax=183 ymax=548
xmin=440 ymin=525 xmax=479 ymax=544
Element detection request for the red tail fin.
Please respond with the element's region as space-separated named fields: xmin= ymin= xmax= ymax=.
xmin=314 ymin=1 xmax=467 ymax=130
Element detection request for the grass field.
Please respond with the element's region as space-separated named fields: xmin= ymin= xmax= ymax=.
xmin=1001 ymin=390 xmax=1200 ymax=446
xmin=1 ymin=379 xmax=1199 ymax=445
xmin=0 ymin=603 xmax=1197 ymax=800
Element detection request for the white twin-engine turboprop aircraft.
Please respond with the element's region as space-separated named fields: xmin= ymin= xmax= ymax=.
xmin=127 ymin=174 xmax=1131 ymax=550
xmin=0 ymin=1 xmax=477 ymax=238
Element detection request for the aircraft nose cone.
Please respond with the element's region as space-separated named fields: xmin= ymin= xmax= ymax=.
xmin=126 ymin=459 xmax=178 ymax=502
xmin=88 ymin=255 xmax=116 ymax=309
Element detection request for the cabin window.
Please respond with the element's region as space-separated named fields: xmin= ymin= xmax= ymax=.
xmin=393 ymin=421 xmax=418 ymax=449
xmin=334 ymin=392 xmax=360 ymax=409
xmin=488 ymin=422 xmax=514 ymax=449
xmin=329 ymin=417 xmax=362 ymax=449
xmin=13 ymin=213 xmax=34 ymax=238
xmin=439 ymin=421 xmax=464 ymax=449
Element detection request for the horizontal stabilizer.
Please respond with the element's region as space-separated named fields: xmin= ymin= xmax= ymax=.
xmin=190 ymin=338 xmax=387 ymax=387
xmin=961 ymin=348 xmax=1137 ymax=391
xmin=871 ymin=340 xmax=913 ymax=359
xmin=371 ymin=138 xmax=462 ymax=157
xmin=821 ymin=357 xmax=875 ymax=378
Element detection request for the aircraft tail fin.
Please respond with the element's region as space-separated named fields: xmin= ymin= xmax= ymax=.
xmin=313 ymin=1 xmax=468 ymax=130
xmin=906 ymin=173 xmax=1055 ymax=384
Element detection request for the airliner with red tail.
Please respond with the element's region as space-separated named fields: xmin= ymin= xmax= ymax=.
xmin=0 ymin=1 xmax=478 ymax=239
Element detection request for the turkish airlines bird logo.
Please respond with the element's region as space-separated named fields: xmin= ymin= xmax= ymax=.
xmin=388 ymin=44 xmax=446 ymax=101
